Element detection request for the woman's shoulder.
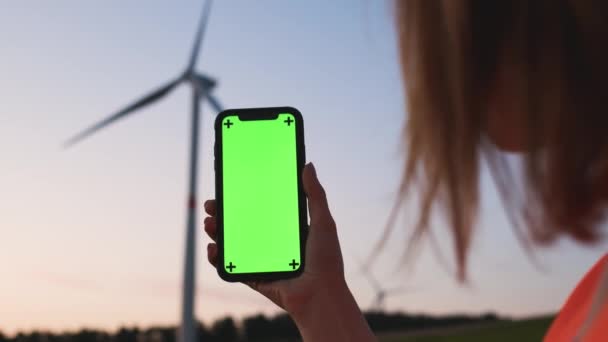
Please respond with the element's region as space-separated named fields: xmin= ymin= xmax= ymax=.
xmin=544 ymin=254 xmax=608 ymax=342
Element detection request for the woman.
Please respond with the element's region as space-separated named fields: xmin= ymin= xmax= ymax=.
xmin=204 ymin=1 xmax=608 ymax=341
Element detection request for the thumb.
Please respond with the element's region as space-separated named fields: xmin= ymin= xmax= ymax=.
xmin=302 ymin=163 xmax=333 ymax=223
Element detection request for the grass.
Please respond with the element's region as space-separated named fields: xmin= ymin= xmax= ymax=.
xmin=379 ymin=316 xmax=555 ymax=342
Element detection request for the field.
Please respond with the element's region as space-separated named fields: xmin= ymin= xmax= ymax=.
xmin=379 ymin=316 xmax=554 ymax=342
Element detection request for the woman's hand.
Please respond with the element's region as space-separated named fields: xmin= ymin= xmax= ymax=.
xmin=203 ymin=163 xmax=376 ymax=341
xmin=203 ymin=163 xmax=346 ymax=318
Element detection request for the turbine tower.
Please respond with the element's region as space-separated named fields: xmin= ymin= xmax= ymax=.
xmin=65 ymin=2 xmax=221 ymax=341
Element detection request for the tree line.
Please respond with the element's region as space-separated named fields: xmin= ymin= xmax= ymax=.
xmin=0 ymin=311 xmax=500 ymax=342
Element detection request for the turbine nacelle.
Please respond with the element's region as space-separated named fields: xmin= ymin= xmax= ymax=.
xmin=186 ymin=72 xmax=217 ymax=92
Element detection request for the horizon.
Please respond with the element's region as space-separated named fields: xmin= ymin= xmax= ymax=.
xmin=1 ymin=0 xmax=606 ymax=336
xmin=0 ymin=311 xmax=553 ymax=337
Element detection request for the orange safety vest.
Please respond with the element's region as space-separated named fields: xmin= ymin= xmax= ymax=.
xmin=544 ymin=254 xmax=608 ymax=341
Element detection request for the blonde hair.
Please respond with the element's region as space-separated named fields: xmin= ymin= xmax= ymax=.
xmin=394 ymin=1 xmax=608 ymax=280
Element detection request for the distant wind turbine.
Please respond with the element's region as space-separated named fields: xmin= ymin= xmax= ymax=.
xmin=353 ymin=255 xmax=415 ymax=311
xmin=64 ymin=1 xmax=221 ymax=341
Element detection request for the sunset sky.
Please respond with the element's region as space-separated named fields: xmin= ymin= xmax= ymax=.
xmin=1 ymin=0 xmax=606 ymax=335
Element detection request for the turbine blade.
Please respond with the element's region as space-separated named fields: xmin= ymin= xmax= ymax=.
xmin=206 ymin=94 xmax=223 ymax=113
xmin=362 ymin=270 xmax=380 ymax=292
xmin=350 ymin=253 xmax=381 ymax=291
xmin=366 ymin=271 xmax=381 ymax=291
xmin=187 ymin=0 xmax=213 ymax=71
xmin=64 ymin=78 xmax=180 ymax=147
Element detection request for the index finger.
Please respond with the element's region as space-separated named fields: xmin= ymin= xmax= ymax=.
xmin=204 ymin=200 xmax=217 ymax=216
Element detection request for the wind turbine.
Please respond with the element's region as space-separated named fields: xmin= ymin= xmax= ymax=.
xmin=353 ymin=255 xmax=415 ymax=312
xmin=365 ymin=273 xmax=411 ymax=312
xmin=64 ymin=1 xmax=221 ymax=341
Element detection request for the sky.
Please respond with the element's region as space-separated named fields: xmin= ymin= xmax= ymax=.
xmin=1 ymin=0 xmax=607 ymax=335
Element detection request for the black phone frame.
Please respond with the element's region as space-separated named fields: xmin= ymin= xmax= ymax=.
xmin=214 ymin=106 xmax=307 ymax=282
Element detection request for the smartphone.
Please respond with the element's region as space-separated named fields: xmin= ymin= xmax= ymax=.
xmin=214 ymin=107 xmax=307 ymax=282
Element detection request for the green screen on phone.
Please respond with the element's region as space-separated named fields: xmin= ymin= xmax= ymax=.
xmin=220 ymin=113 xmax=302 ymax=275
